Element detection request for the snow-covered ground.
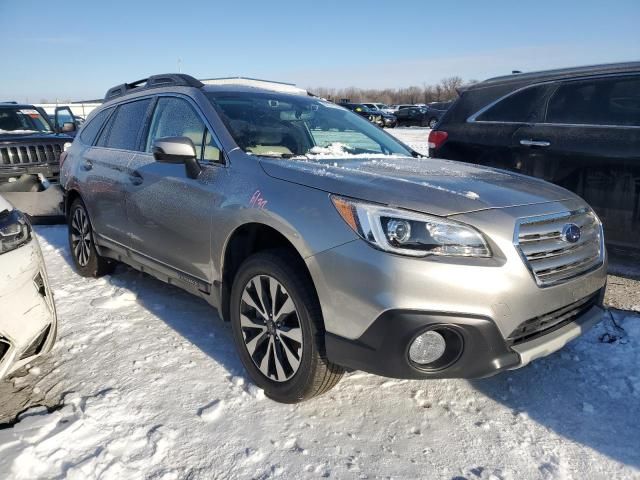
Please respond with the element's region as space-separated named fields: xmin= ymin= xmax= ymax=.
xmin=387 ymin=127 xmax=431 ymax=155
xmin=0 ymin=226 xmax=639 ymax=480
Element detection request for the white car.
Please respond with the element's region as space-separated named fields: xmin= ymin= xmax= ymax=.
xmin=362 ymin=102 xmax=394 ymax=114
xmin=0 ymin=195 xmax=57 ymax=381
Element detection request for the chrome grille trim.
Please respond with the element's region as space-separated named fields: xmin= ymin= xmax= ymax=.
xmin=0 ymin=142 xmax=63 ymax=166
xmin=514 ymin=208 xmax=604 ymax=287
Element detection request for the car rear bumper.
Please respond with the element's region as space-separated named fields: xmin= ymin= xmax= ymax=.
xmin=0 ymin=238 xmax=57 ymax=380
xmin=325 ymin=290 xmax=605 ymax=379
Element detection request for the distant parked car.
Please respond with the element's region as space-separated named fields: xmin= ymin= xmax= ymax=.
xmin=429 ymin=62 xmax=640 ymax=251
xmin=0 ymin=102 xmax=75 ymax=220
xmin=0 ymin=196 xmax=57 ymax=381
xmin=395 ymin=104 xmax=448 ymax=128
xmin=390 ymin=104 xmax=416 ymax=112
xmin=362 ymin=103 xmax=394 ymax=114
xmin=339 ymin=103 xmax=397 ymax=127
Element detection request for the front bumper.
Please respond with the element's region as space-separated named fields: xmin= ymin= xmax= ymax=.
xmin=0 ymin=175 xmax=64 ymax=223
xmin=325 ymin=291 xmax=605 ymax=379
xmin=383 ymin=117 xmax=397 ymax=127
xmin=0 ymin=237 xmax=57 ymax=380
xmin=307 ymin=199 xmax=608 ymax=379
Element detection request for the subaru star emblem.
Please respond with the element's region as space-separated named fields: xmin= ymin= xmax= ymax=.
xmin=562 ymin=223 xmax=581 ymax=243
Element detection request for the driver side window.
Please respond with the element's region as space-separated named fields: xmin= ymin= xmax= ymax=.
xmin=147 ymin=97 xmax=222 ymax=163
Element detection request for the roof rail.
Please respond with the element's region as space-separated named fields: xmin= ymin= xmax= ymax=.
xmin=0 ymin=101 xmax=18 ymax=104
xmin=104 ymin=73 xmax=204 ymax=101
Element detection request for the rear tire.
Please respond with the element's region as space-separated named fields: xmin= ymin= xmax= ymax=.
xmin=428 ymin=118 xmax=438 ymax=128
xmin=230 ymin=250 xmax=344 ymax=403
xmin=68 ymin=198 xmax=115 ymax=277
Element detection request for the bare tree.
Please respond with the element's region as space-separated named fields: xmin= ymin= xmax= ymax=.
xmin=308 ymin=77 xmax=471 ymax=104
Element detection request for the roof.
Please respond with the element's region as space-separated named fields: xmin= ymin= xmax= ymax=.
xmin=201 ymin=77 xmax=307 ymax=95
xmin=102 ymin=73 xmax=310 ymax=102
xmin=0 ymin=102 xmax=37 ymax=109
xmin=465 ymin=61 xmax=640 ymax=92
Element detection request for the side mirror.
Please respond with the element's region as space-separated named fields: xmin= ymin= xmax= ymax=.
xmin=152 ymin=136 xmax=201 ymax=179
xmin=62 ymin=122 xmax=76 ymax=133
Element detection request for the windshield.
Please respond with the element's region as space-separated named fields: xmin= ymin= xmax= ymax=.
xmin=0 ymin=107 xmax=52 ymax=134
xmin=206 ymin=92 xmax=413 ymax=159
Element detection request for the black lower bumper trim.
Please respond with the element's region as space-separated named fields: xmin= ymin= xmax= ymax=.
xmin=326 ymin=311 xmax=521 ymax=380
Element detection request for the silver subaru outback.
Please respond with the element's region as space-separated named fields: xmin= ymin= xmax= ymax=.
xmin=60 ymin=74 xmax=607 ymax=403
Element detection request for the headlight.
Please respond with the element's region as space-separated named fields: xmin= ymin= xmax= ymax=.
xmin=331 ymin=195 xmax=491 ymax=257
xmin=0 ymin=209 xmax=32 ymax=255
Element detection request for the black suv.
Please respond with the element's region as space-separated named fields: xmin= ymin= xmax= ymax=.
xmin=429 ymin=62 xmax=640 ymax=250
xmin=339 ymin=103 xmax=397 ymax=128
xmin=0 ymin=102 xmax=77 ymax=219
xmin=395 ymin=103 xmax=450 ymax=128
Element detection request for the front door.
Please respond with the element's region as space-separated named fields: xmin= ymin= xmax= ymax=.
xmin=125 ymin=95 xmax=226 ymax=284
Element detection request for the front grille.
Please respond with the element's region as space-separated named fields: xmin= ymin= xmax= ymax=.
xmin=514 ymin=208 xmax=604 ymax=287
xmin=507 ymin=292 xmax=600 ymax=345
xmin=0 ymin=143 xmax=63 ymax=166
xmin=0 ymin=337 xmax=10 ymax=363
xmin=19 ymin=325 xmax=51 ymax=360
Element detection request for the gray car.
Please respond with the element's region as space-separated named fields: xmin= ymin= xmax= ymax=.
xmin=61 ymin=74 xmax=608 ymax=403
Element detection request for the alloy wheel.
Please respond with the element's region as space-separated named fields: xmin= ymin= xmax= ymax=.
xmin=71 ymin=207 xmax=91 ymax=267
xmin=240 ymin=275 xmax=303 ymax=382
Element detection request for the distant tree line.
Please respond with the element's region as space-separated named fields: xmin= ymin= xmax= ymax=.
xmin=309 ymin=76 xmax=476 ymax=105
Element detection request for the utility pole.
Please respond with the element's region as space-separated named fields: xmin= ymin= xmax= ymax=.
xmin=177 ymin=58 xmax=182 ymax=73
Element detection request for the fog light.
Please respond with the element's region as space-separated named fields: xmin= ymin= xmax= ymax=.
xmin=409 ymin=330 xmax=446 ymax=365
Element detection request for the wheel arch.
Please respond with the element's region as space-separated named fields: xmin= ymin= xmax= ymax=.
xmin=64 ymin=188 xmax=83 ymax=218
xmin=219 ymin=222 xmax=319 ymax=325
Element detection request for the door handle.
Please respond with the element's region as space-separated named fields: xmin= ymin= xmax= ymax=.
xmin=81 ymin=159 xmax=93 ymax=171
xmin=128 ymin=172 xmax=143 ymax=186
xmin=520 ymin=139 xmax=551 ymax=147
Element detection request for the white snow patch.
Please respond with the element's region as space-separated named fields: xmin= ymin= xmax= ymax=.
xmin=198 ymin=399 xmax=225 ymax=422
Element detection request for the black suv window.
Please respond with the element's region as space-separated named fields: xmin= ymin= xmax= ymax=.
xmin=97 ymin=99 xmax=152 ymax=150
xmin=546 ymin=76 xmax=640 ymax=127
xmin=476 ymin=85 xmax=546 ymax=123
xmin=146 ymin=97 xmax=221 ymax=163
xmin=79 ymin=108 xmax=112 ymax=145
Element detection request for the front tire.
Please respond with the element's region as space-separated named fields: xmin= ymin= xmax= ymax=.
xmin=428 ymin=118 xmax=438 ymax=128
xmin=68 ymin=198 xmax=115 ymax=277
xmin=230 ymin=250 xmax=344 ymax=403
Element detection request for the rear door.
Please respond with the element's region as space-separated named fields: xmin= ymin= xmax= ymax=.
xmin=511 ymin=74 xmax=640 ymax=249
xmin=81 ymin=98 xmax=153 ymax=246
xmin=125 ymin=94 xmax=226 ymax=284
xmin=440 ymin=85 xmax=549 ymax=166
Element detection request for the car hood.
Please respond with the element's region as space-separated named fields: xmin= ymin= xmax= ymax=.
xmin=0 ymin=132 xmax=73 ymax=143
xmin=259 ymin=155 xmax=576 ymax=216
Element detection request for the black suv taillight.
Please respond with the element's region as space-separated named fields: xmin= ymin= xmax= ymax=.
xmin=428 ymin=130 xmax=448 ymax=150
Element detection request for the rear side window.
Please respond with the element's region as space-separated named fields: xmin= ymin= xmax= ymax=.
xmin=546 ymin=76 xmax=640 ymax=127
xmin=476 ymin=85 xmax=546 ymax=123
xmin=97 ymin=99 xmax=152 ymax=151
xmin=79 ymin=108 xmax=112 ymax=145
xmin=146 ymin=97 xmax=221 ymax=163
